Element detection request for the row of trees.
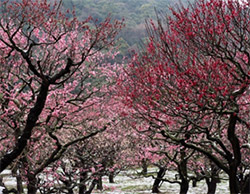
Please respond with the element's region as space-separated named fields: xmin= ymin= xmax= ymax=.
xmin=0 ymin=0 xmax=127 ymax=193
xmin=117 ymin=0 xmax=250 ymax=193
xmin=0 ymin=0 xmax=250 ymax=194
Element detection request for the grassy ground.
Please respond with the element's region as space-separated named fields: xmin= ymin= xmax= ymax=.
xmin=92 ymin=168 xmax=230 ymax=194
xmin=1 ymin=168 xmax=229 ymax=194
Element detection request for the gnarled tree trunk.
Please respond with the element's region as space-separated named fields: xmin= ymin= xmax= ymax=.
xmin=152 ymin=167 xmax=166 ymax=193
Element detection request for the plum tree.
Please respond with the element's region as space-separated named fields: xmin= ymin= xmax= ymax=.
xmin=118 ymin=0 xmax=250 ymax=193
xmin=0 ymin=0 xmax=123 ymax=193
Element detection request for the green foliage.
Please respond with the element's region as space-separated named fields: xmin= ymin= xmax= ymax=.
xmin=60 ymin=0 xmax=190 ymax=59
xmin=68 ymin=0 xmax=175 ymax=25
xmin=61 ymin=0 xmax=179 ymax=47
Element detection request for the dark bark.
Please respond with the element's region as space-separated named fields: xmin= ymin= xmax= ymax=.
xmin=161 ymin=130 xmax=229 ymax=174
xmin=60 ymin=174 xmax=74 ymax=194
xmin=206 ymin=163 xmax=220 ymax=194
xmin=206 ymin=177 xmax=218 ymax=194
xmin=228 ymin=168 xmax=240 ymax=194
xmin=12 ymin=167 xmax=24 ymax=194
xmin=141 ymin=159 xmax=148 ymax=175
xmin=241 ymin=174 xmax=250 ymax=194
xmin=27 ymin=173 xmax=37 ymax=194
xmin=96 ymin=176 xmax=103 ymax=191
xmin=152 ymin=167 xmax=166 ymax=193
xmin=66 ymin=188 xmax=74 ymax=194
xmin=227 ymin=113 xmax=241 ymax=194
xmin=85 ymin=179 xmax=98 ymax=194
xmin=109 ymin=172 xmax=115 ymax=183
xmin=64 ymin=181 xmax=74 ymax=194
xmin=79 ymin=172 xmax=88 ymax=194
xmin=192 ymin=179 xmax=197 ymax=187
xmin=0 ymin=82 xmax=49 ymax=172
xmin=180 ymin=179 xmax=189 ymax=194
xmin=16 ymin=173 xmax=23 ymax=194
xmin=167 ymin=113 xmax=241 ymax=194
xmin=179 ymin=149 xmax=189 ymax=194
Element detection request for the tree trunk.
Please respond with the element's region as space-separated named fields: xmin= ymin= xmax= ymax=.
xmin=180 ymin=179 xmax=189 ymax=194
xmin=228 ymin=168 xmax=240 ymax=194
xmin=152 ymin=167 xmax=166 ymax=193
xmin=109 ymin=172 xmax=115 ymax=183
xmin=16 ymin=174 xmax=24 ymax=194
xmin=241 ymin=174 xmax=250 ymax=194
xmin=96 ymin=176 xmax=103 ymax=191
xmin=206 ymin=177 xmax=217 ymax=194
xmin=0 ymin=83 xmax=49 ymax=173
xmin=12 ymin=167 xmax=24 ymax=194
xmin=192 ymin=179 xmax=197 ymax=187
xmin=178 ymin=149 xmax=189 ymax=194
xmin=206 ymin=162 xmax=220 ymax=194
xmin=227 ymin=113 xmax=241 ymax=194
xmin=67 ymin=188 xmax=74 ymax=194
xmin=141 ymin=159 xmax=148 ymax=175
xmin=61 ymin=178 xmax=73 ymax=194
xmin=27 ymin=173 xmax=37 ymax=194
xmin=79 ymin=172 xmax=88 ymax=194
xmin=85 ymin=179 xmax=97 ymax=194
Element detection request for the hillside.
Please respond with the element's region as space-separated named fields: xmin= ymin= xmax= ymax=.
xmin=61 ymin=0 xmax=189 ymax=55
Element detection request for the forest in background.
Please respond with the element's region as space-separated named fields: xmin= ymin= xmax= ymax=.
xmin=61 ymin=0 xmax=189 ymax=56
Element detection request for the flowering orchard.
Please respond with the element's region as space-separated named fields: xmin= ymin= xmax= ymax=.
xmin=118 ymin=0 xmax=250 ymax=193
xmin=1 ymin=0 xmax=250 ymax=194
xmin=0 ymin=0 xmax=126 ymax=193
